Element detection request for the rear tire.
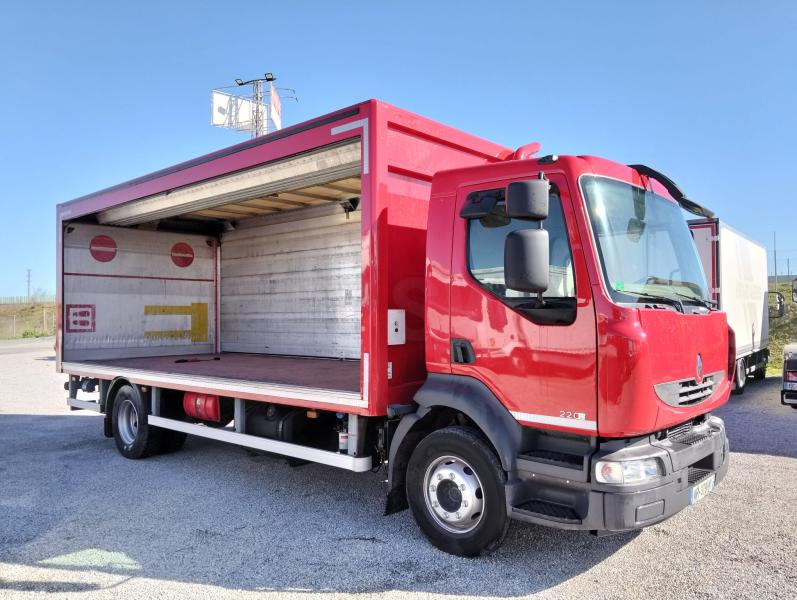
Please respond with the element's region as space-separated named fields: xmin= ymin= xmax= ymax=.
xmin=406 ymin=426 xmax=509 ymax=557
xmin=732 ymin=358 xmax=747 ymax=395
xmin=111 ymin=385 xmax=163 ymax=459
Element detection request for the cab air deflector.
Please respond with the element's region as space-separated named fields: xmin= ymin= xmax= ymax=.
xmin=629 ymin=164 xmax=714 ymax=218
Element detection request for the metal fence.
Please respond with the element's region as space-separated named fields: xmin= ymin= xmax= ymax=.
xmin=0 ymin=307 xmax=56 ymax=339
xmin=0 ymin=295 xmax=55 ymax=305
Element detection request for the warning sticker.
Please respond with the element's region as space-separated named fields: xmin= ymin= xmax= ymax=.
xmin=66 ymin=304 xmax=96 ymax=333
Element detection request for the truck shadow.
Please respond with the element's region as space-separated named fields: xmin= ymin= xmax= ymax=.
xmin=0 ymin=412 xmax=640 ymax=597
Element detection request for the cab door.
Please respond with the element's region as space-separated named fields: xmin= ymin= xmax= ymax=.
xmin=448 ymin=173 xmax=597 ymax=435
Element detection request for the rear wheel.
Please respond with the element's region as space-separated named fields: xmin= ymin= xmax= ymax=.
xmin=112 ymin=385 xmax=163 ymax=458
xmin=732 ymin=357 xmax=747 ymax=395
xmin=406 ymin=426 xmax=509 ymax=557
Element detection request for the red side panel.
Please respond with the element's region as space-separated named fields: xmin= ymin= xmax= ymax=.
xmin=368 ymin=101 xmax=511 ymax=415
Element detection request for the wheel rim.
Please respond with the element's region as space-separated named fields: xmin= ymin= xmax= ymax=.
xmin=423 ymin=455 xmax=484 ymax=534
xmin=117 ymin=398 xmax=139 ymax=446
xmin=737 ymin=358 xmax=746 ymax=387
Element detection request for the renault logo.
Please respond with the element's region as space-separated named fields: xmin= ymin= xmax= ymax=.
xmin=696 ymin=353 xmax=704 ymax=383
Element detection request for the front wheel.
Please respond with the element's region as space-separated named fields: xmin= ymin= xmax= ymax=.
xmin=732 ymin=357 xmax=747 ymax=395
xmin=406 ymin=427 xmax=509 ymax=557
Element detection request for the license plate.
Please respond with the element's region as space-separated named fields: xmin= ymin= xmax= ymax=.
xmin=784 ymin=382 xmax=797 ymax=391
xmin=689 ymin=474 xmax=715 ymax=505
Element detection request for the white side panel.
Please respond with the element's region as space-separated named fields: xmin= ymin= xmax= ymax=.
xmin=63 ymin=224 xmax=216 ymax=360
xmin=220 ymin=205 xmax=361 ymax=358
xmin=718 ymin=222 xmax=769 ymax=357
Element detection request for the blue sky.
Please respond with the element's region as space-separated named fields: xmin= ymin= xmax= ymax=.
xmin=0 ymin=1 xmax=795 ymax=296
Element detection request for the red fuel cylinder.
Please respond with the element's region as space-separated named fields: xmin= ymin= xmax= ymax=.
xmin=183 ymin=392 xmax=221 ymax=422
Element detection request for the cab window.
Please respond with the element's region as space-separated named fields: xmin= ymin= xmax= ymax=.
xmin=468 ymin=189 xmax=575 ymax=300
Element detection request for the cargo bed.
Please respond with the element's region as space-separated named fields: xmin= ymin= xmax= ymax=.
xmin=62 ymin=353 xmax=363 ymax=409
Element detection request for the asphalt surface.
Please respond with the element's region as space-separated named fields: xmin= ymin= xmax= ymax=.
xmin=1 ymin=337 xmax=795 ymax=599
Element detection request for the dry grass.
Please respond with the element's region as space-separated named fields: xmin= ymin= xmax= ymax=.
xmin=767 ymin=282 xmax=797 ymax=375
xmin=0 ymin=303 xmax=56 ymax=339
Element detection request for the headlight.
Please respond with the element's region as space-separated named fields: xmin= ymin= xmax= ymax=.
xmin=595 ymin=458 xmax=664 ymax=484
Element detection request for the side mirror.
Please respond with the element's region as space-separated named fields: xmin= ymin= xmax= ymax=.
xmin=770 ymin=292 xmax=785 ymax=319
xmin=504 ymin=229 xmax=549 ymax=293
xmin=626 ymin=217 xmax=646 ymax=243
xmin=507 ymin=179 xmax=549 ymax=220
xmin=792 ymin=279 xmax=797 ymax=303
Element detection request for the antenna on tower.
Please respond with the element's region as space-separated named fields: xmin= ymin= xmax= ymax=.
xmin=211 ymin=73 xmax=298 ymax=138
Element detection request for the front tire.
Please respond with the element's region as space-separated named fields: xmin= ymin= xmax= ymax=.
xmin=111 ymin=384 xmax=163 ymax=459
xmin=406 ymin=426 xmax=509 ymax=557
xmin=732 ymin=357 xmax=747 ymax=395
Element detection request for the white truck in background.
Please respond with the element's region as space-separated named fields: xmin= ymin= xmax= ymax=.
xmin=689 ymin=219 xmax=770 ymax=394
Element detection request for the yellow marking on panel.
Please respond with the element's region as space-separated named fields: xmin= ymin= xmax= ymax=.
xmin=144 ymin=303 xmax=208 ymax=343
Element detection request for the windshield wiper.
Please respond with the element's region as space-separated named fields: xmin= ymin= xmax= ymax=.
xmin=620 ymin=291 xmax=684 ymax=313
xmin=667 ymin=290 xmax=717 ymax=311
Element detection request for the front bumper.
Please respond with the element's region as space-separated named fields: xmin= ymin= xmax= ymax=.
xmin=508 ymin=416 xmax=729 ymax=532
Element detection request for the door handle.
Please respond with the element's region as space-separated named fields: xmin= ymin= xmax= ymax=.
xmin=451 ymin=338 xmax=476 ymax=364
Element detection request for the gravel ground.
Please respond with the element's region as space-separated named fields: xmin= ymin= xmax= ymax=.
xmin=1 ymin=338 xmax=795 ymax=599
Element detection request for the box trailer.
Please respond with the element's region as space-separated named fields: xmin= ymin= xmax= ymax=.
xmin=59 ymin=100 xmax=733 ymax=556
xmin=689 ymin=218 xmax=770 ymax=393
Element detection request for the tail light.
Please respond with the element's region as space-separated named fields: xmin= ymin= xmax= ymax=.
xmin=785 ymin=371 xmax=797 ymax=383
xmin=727 ymin=326 xmax=736 ymax=382
xmin=183 ymin=392 xmax=221 ymax=422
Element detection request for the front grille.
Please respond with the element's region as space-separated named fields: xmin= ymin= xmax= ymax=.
xmin=675 ymin=375 xmax=717 ymax=405
xmin=665 ymin=419 xmax=712 ymax=445
xmin=667 ymin=421 xmax=693 ymax=439
xmin=673 ymin=429 xmax=712 ymax=445
xmin=654 ymin=371 xmax=723 ymax=407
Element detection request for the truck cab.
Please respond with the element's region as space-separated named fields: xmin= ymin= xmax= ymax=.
xmin=388 ymin=152 xmax=732 ymax=554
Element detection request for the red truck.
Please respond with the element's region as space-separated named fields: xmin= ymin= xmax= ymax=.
xmin=58 ymin=100 xmax=732 ymax=556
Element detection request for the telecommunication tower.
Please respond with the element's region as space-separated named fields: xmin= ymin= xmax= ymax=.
xmin=211 ymin=72 xmax=297 ymax=138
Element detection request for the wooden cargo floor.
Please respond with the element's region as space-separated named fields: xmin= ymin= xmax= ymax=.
xmin=83 ymin=353 xmax=360 ymax=393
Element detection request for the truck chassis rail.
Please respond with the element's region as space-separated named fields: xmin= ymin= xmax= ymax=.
xmin=66 ymin=393 xmax=373 ymax=473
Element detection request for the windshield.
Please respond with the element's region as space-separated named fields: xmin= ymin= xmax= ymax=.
xmin=581 ymin=175 xmax=709 ymax=305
